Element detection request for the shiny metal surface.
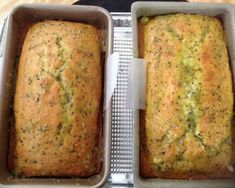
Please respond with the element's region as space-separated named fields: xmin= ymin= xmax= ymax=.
xmin=109 ymin=13 xmax=133 ymax=186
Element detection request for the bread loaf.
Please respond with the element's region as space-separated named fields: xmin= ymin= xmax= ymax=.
xmin=140 ymin=14 xmax=234 ymax=178
xmin=8 ymin=20 xmax=102 ymax=177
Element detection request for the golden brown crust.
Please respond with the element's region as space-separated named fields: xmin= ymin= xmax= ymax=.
xmin=9 ymin=20 xmax=102 ymax=177
xmin=139 ymin=14 xmax=234 ymax=179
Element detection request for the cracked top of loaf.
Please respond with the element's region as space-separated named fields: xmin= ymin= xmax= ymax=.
xmin=139 ymin=14 xmax=234 ymax=178
xmin=9 ymin=20 xmax=102 ymax=177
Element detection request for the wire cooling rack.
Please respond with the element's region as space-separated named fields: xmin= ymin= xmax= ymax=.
xmin=108 ymin=13 xmax=134 ymax=187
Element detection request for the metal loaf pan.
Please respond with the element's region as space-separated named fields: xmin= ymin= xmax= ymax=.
xmin=0 ymin=3 xmax=113 ymax=188
xmin=131 ymin=2 xmax=235 ymax=188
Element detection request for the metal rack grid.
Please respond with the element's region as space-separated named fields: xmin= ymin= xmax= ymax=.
xmin=109 ymin=13 xmax=134 ymax=186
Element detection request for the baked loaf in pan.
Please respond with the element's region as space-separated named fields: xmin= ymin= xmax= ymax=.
xmin=8 ymin=20 xmax=102 ymax=177
xmin=140 ymin=14 xmax=234 ymax=178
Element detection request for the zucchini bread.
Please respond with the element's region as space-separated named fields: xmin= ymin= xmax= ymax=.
xmin=8 ymin=20 xmax=102 ymax=177
xmin=139 ymin=14 xmax=234 ymax=178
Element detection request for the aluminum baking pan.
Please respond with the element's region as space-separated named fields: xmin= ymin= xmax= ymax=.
xmin=0 ymin=3 xmax=113 ymax=188
xmin=131 ymin=2 xmax=235 ymax=188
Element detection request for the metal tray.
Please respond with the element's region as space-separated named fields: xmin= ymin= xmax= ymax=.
xmin=131 ymin=2 xmax=235 ymax=188
xmin=108 ymin=13 xmax=134 ymax=187
xmin=0 ymin=4 xmax=113 ymax=188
